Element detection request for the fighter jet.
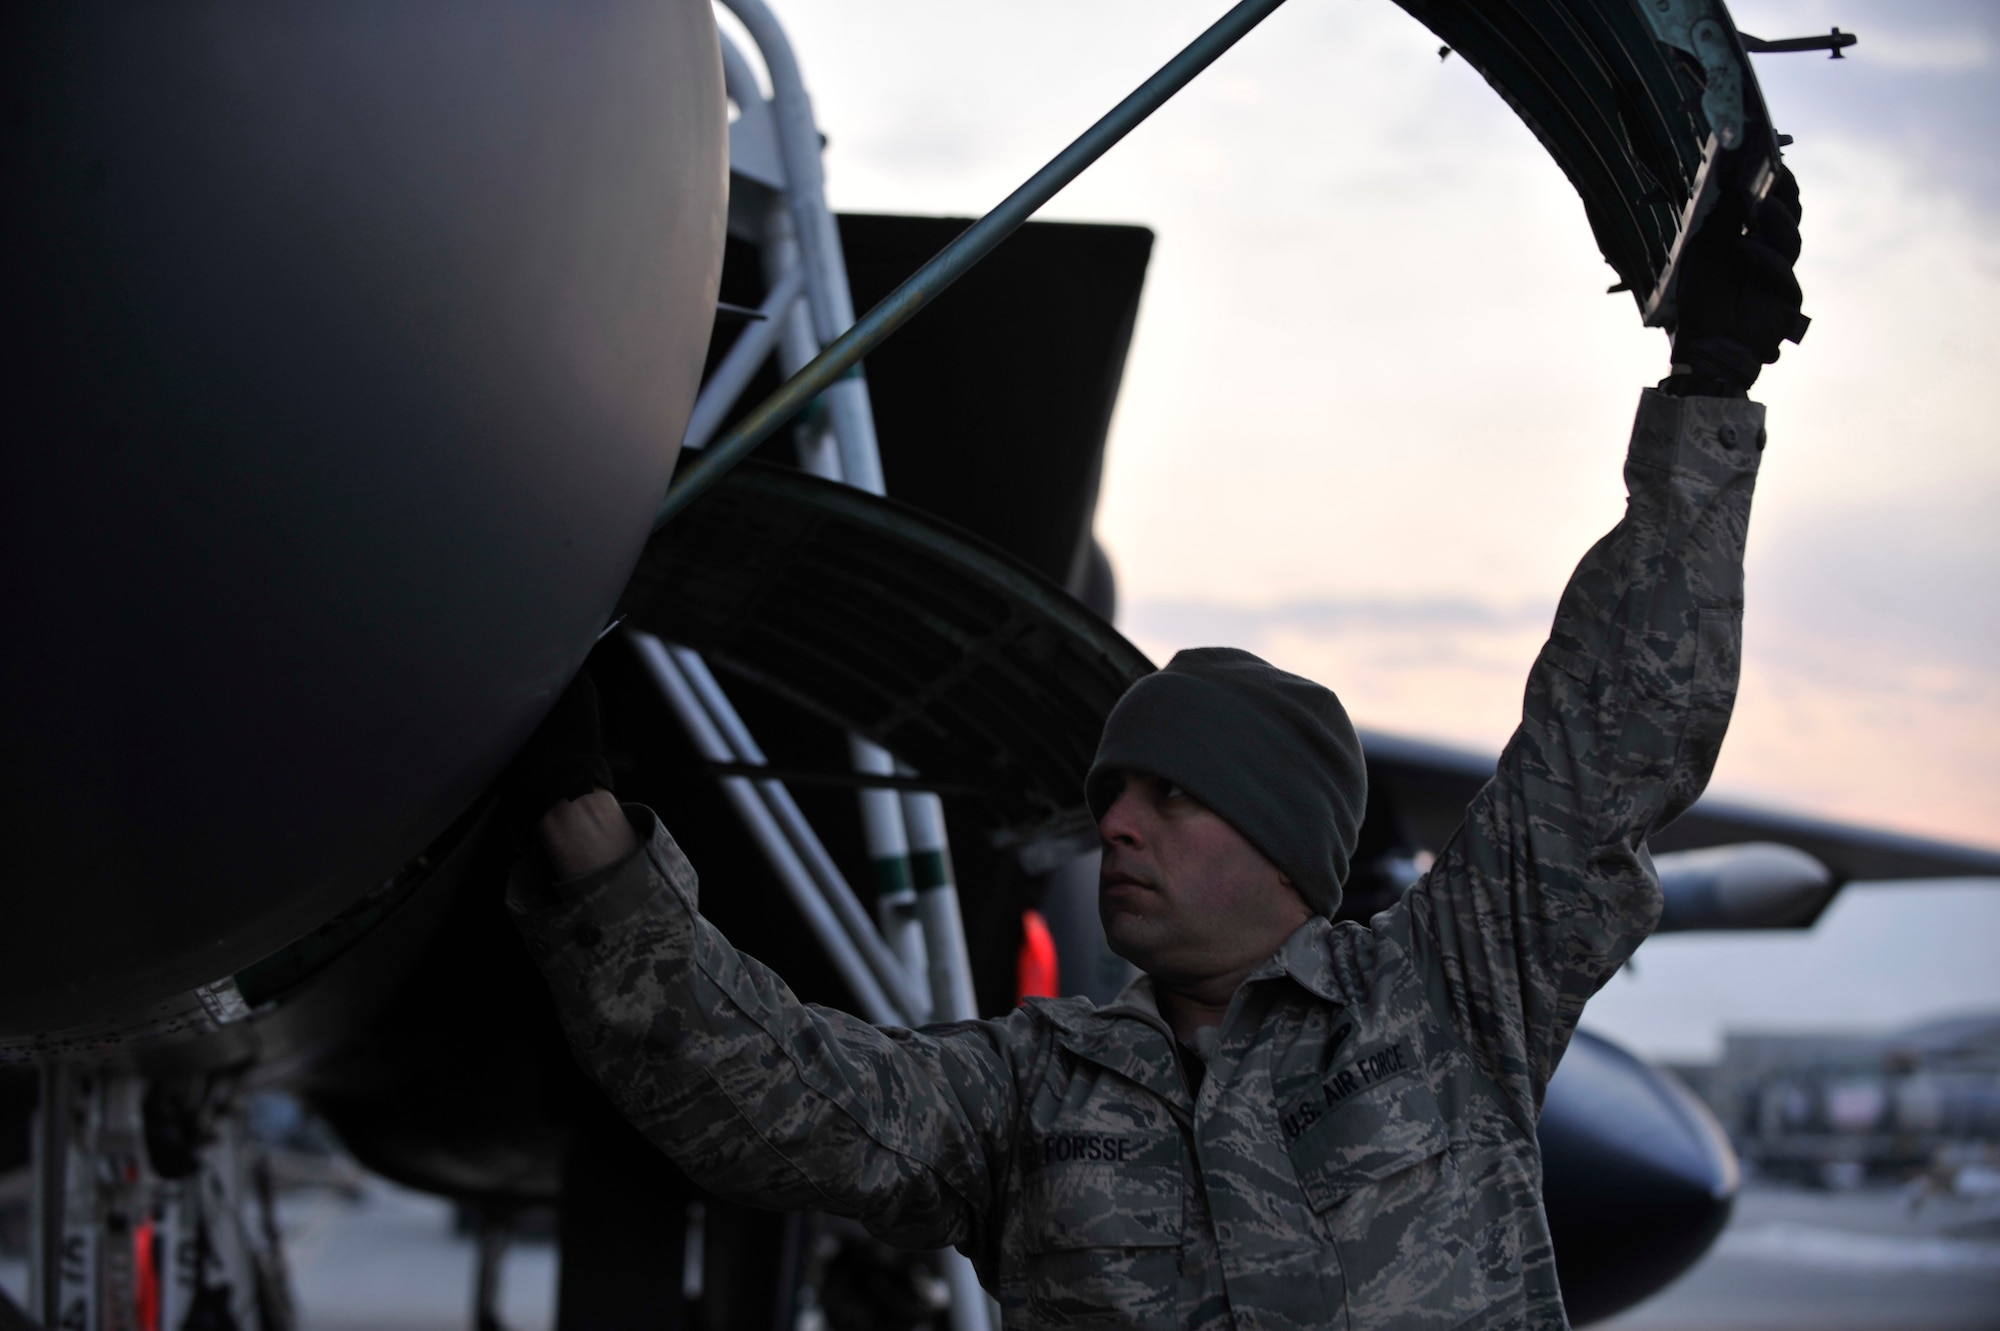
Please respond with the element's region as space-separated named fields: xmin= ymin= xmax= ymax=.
xmin=2 ymin=1 xmax=1986 ymax=1328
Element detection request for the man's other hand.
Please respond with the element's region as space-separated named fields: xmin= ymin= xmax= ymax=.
xmin=507 ymin=671 xmax=637 ymax=878
xmin=1669 ymin=163 xmax=1806 ymax=397
xmin=539 ymin=788 xmax=639 ymax=881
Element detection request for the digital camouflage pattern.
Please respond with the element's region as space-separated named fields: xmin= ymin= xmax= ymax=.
xmin=513 ymin=389 xmax=1766 ymax=1330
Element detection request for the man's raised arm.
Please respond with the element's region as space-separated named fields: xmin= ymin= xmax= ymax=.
xmin=1400 ymin=389 xmax=1763 ymax=1128
xmin=1397 ymin=168 xmax=1805 ymax=1129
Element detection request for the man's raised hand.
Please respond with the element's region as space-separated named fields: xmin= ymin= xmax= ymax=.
xmin=1668 ymin=163 xmax=1807 ymax=397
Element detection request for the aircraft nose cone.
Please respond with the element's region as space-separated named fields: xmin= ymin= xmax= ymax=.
xmin=0 ymin=0 xmax=725 ymax=1039
xmin=1540 ymin=1028 xmax=1739 ymax=1325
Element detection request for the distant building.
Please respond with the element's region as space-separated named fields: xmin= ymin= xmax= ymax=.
xmin=1670 ymin=1012 xmax=2000 ymax=1187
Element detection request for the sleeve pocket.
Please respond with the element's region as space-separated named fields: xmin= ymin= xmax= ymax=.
xmin=1020 ymin=1164 xmax=1182 ymax=1251
xmin=1285 ymin=1077 xmax=1450 ymax=1214
xmin=1691 ymin=606 xmax=1741 ymax=705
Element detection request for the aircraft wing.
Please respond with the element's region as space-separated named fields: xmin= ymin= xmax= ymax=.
xmin=1645 ymin=792 xmax=2000 ymax=882
xmin=1361 ymin=727 xmax=2000 ymax=887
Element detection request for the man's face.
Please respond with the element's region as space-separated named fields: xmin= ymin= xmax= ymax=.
xmin=1096 ymin=770 xmax=1311 ymax=989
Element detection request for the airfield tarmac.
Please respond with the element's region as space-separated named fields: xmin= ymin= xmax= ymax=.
xmin=277 ymin=1174 xmax=2000 ymax=1331
xmin=1601 ymin=1181 xmax=2000 ymax=1331
xmin=6 ymin=1173 xmax=1999 ymax=1329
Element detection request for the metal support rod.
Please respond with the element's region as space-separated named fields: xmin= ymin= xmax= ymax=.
xmin=718 ymin=28 xmax=844 ymax=480
xmin=717 ymin=29 xmax=780 ymax=189
xmin=680 ymin=1201 xmax=707 ymax=1303
xmin=721 ymin=0 xmax=852 ymax=360
xmin=856 ymin=739 xmax=928 ymax=982
xmin=729 ymin=43 xmax=923 ymax=963
xmin=898 ymin=786 xmax=990 ymax=1331
xmin=941 ymin=1258 xmax=992 ymax=1331
xmin=900 ymin=788 xmax=980 ymax=1025
xmin=472 ymin=1211 xmax=512 ymax=1331
xmin=756 ymin=204 xmax=842 ymax=481
xmin=658 ymin=0 xmax=1292 ymax=528
xmin=698 ymin=16 xmax=1059 ymax=1330
xmin=720 ymin=0 xmax=888 ymax=495
xmin=99 ymin=1075 xmax=148 ymax=1331
xmin=666 ymin=644 xmax=929 ymax=1023
xmin=756 ymin=254 xmax=918 ymax=940
xmin=680 ymin=265 xmax=804 ymax=452
xmin=31 ymin=1060 xmax=71 ymax=1325
xmin=630 ymin=633 xmax=904 ymax=1026
xmin=875 ymin=874 xmax=930 ymax=992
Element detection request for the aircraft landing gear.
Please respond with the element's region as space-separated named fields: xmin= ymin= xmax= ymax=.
xmin=26 ymin=1065 xmax=290 ymax=1331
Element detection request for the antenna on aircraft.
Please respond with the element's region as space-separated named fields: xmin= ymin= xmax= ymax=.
xmin=1740 ymin=27 xmax=1858 ymax=59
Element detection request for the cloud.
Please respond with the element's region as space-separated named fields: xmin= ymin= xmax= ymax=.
xmin=1733 ymin=0 xmax=2000 ymax=209
xmin=1124 ymin=595 xmax=1553 ymax=759
xmin=1127 ymin=595 xmax=1546 ymax=643
xmin=1755 ymin=496 xmax=2000 ymax=681
xmin=1857 ymin=29 xmax=1995 ymax=73
xmin=1123 ymin=588 xmax=2000 ymax=850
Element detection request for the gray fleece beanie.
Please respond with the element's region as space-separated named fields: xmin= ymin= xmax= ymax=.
xmin=1084 ymin=647 xmax=1367 ymax=917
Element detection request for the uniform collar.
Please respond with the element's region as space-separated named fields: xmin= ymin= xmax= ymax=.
xmin=1245 ymin=915 xmax=1348 ymax=1005
xmin=1034 ymin=979 xmax=1187 ymax=1107
xmin=1031 ymin=921 xmax=1347 ymax=1102
xmin=1098 ymin=971 xmax=1170 ymax=1028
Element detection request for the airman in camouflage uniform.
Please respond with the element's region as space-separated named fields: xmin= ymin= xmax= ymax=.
xmin=513 ymin=158 xmax=1806 ymax=1327
xmin=512 ymin=384 xmax=1765 ymax=1330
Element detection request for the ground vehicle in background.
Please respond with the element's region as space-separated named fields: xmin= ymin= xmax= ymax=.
xmin=1675 ymin=1014 xmax=2000 ymax=1191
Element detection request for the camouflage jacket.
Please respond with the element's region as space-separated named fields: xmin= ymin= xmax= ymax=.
xmin=513 ymin=390 xmax=1765 ymax=1330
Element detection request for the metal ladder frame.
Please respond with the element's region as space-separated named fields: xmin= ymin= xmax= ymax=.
xmin=640 ymin=5 xmax=995 ymax=1326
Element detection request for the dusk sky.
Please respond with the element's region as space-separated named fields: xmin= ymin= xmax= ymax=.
xmin=733 ymin=0 xmax=1998 ymax=1058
